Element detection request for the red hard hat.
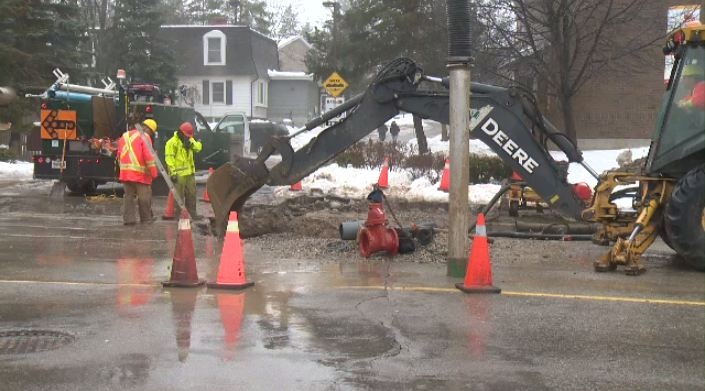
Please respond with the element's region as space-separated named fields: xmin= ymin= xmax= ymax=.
xmin=572 ymin=182 xmax=593 ymax=202
xmin=179 ymin=122 xmax=194 ymax=137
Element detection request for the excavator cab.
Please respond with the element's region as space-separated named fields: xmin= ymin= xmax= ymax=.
xmin=646 ymin=25 xmax=705 ymax=177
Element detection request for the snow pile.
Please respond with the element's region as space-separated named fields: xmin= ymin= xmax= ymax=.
xmin=0 ymin=161 xmax=33 ymax=181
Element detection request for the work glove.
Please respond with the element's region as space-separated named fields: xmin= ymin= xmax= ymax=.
xmin=179 ymin=131 xmax=192 ymax=150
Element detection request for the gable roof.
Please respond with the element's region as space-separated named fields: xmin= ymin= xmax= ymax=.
xmin=278 ymin=36 xmax=313 ymax=50
xmin=160 ymin=25 xmax=279 ymax=79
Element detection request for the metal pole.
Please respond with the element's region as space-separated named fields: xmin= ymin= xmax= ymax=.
xmin=447 ymin=63 xmax=472 ymax=266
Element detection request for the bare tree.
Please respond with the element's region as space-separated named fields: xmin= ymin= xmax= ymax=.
xmin=478 ymin=0 xmax=662 ymax=144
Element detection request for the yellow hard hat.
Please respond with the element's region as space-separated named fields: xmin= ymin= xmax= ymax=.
xmin=683 ymin=63 xmax=704 ymax=77
xmin=142 ymin=119 xmax=158 ymax=133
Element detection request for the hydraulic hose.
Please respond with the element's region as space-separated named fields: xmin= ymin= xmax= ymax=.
xmin=446 ymin=0 xmax=473 ymax=62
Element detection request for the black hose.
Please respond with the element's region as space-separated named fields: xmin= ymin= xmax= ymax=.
xmin=446 ymin=0 xmax=473 ymax=62
xmin=486 ymin=231 xmax=593 ymax=241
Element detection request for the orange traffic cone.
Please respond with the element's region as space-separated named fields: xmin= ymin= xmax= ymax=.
xmin=290 ymin=181 xmax=302 ymax=191
xmin=455 ymin=213 xmax=501 ymax=294
xmin=439 ymin=159 xmax=450 ymax=192
xmin=162 ymin=209 xmax=205 ymax=287
xmin=377 ymin=156 xmax=389 ymax=189
xmin=162 ymin=190 xmax=176 ymax=220
xmin=207 ymin=212 xmax=254 ymax=290
xmin=202 ymin=167 xmax=214 ymax=202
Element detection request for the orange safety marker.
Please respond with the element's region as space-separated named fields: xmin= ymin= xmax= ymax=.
xmin=438 ymin=158 xmax=450 ymax=192
xmin=162 ymin=190 xmax=176 ymax=220
xmin=455 ymin=213 xmax=501 ymax=294
xmin=207 ymin=212 xmax=254 ymax=290
xmin=377 ymin=156 xmax=390 ymax=189
xmin=162 ymin=209 xmax=206 ymax=287
xmin=202 ymin=167 xmax=214 ymax=202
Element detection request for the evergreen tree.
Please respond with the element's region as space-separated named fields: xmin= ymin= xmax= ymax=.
xmin=0 ymin=0 xmax=87 ymax=126
xmin=107 ymin=0 xmax=177 ymax=91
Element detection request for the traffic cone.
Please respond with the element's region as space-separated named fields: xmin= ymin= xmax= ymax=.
xmin=162 ymin=209 xmax=206 ymax=287
xmin=202 ymin=167 xmax=214 ymax=202
xmin=162 ymin=190 xmax=176 ymax=220
xmin=439 ymin=159 xmax=450 ymax=192
xmin=207 ymin=211 xmax=255 ymax=290
xmin=455 ymin=213 xmax=501 ymax=294
xmin=290 ymin=181 xmax=302 ymax=191
xmin=377 ymin=156 xmax=389 ymax=189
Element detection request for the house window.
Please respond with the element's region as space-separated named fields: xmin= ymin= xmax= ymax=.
xmin=203 ymin=30 xmax=226 ymax=65
xmin=212 ymin=82 xmax=225 ymax=103
xmin=256 ymin=80 xmax=267 ymax=106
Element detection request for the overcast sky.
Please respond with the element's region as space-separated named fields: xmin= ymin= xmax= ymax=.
xmin=267 ymin=0 xmax=333 ymax=27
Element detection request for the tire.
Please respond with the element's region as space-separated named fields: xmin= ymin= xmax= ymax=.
xmin=66 ymin=180 xmax=96 ymax=195
xmin=664 ymin=165 xmax=705 ymax=271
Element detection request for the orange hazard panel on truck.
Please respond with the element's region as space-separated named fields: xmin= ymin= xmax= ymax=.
xmin=40 ymin=109 xmax=78 ymax=140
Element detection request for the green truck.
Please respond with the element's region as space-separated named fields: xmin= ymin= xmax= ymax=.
xmin=31 ymin=71 xmax=232 ymax=195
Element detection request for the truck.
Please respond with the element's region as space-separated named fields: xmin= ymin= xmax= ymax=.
xmin=30 ymin=69 xmax=232 ymax=195
xmin=206 ymin=21 xmax=704 ymax=275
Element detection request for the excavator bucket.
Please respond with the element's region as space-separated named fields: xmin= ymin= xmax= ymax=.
xmin=206 ymin=156 xmax=270 ymax=237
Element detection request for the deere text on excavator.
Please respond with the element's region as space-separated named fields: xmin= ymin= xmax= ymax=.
xmin=207 ymin=23 xmax=705 ymax=275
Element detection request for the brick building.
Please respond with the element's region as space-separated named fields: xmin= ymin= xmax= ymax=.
xmin=535 ymin=0 xmax=701 ymax=149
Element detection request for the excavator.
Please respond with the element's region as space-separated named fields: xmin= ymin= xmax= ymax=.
xmin=207 ymin=22 xmax=704 ymax=275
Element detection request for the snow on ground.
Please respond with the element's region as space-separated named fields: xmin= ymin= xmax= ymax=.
xmin=0 ymin=161 xmax=34 ymax=180
xmin=0 ymin=130 xmax=648 ymax=208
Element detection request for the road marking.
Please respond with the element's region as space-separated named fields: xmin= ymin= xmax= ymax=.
xmin=338 ymin=286 xmax=705 ymax=307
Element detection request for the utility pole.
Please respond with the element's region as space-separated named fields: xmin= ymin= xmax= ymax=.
xmin=445 ymin=0 xmax=473 ymax=276
xmin=322 ymin=1 xmax=340 ymax=70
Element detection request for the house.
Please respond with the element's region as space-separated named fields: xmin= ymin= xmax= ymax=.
xmin=268 ymin=36 xmax=320 ymax=126
xmin=278 ymin=36 xmax=313 ymax=72
xmin=161 ymin=25 xmax=279 ymax=123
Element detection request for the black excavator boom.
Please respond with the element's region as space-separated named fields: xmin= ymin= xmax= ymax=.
xmin=207 ymin=58 xmax=590 ymax=236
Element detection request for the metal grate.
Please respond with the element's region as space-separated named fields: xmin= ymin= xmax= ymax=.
xmin=0 ymin=329 xmax=75 ymax=354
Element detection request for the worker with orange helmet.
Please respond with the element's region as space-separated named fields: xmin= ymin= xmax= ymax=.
xmin=118 ymin=119 xmax=159 ymax=225
xmin=677 ymin=63 xmax=705 ymax=110
xmin=165 ymin=121 xmax=202 ymax=218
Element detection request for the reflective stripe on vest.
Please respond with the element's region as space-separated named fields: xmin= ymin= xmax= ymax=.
xmin=120 ymin=132 xmax=148 ymax=174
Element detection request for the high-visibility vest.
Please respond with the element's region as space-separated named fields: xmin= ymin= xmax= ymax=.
xmin=165 ymin=131 xmax=202 ymax=177
xmin=118 ymin=129 xmax=158 ymax=184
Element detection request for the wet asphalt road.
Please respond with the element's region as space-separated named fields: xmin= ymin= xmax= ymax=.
xmin=0 ymin=185 xmax=703 ymax=390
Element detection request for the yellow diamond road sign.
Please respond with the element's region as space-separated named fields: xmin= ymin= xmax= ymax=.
xmin=323 ymin=72 xmax=348 ymax=97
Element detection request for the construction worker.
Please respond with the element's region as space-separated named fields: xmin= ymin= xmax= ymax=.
xmin=165 ymin=122 xmax=202 ymax=218
xmin=677 ymin=63 xmax=705 ymax=110
xmin=118 ymin=119 xmax=159 ymax=225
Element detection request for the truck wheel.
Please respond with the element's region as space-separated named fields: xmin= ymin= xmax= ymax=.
xmin=66 ymin=181 xmax=81 ymax=194
xmin=664 ymin=165 xmax=705 ymax=271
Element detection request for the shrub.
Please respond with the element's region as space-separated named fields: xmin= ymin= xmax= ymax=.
xmin=0 ymin=148 xmax=15 ymax=162
xmin=334 ymin=140 xmax=512 ymax=184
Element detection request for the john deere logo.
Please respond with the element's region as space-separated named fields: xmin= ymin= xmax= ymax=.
xmin=323 ymin=72 xmax=349 ymax=97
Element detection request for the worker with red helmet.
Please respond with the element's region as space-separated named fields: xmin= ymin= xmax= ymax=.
xmin=677 ymin=63 xmax=705 ymax=110
xmin=165 ymin=122 xmax=202 ymax=218
xmin=118 ymin=119 xmax=159 ymax=225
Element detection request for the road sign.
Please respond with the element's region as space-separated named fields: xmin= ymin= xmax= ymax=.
xmin=323 ymin=72 xmax=349 ymax=97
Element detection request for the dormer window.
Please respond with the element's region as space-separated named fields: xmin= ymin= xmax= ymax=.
xmin=203 ymin=30 xmax=226 ymax=65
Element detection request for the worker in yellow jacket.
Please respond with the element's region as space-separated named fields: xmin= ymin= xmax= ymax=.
xmin=165 ymin=122 xmax=202 ymax=218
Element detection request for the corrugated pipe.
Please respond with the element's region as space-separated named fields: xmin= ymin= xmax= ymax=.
xmin=446 ymin=0 xmax=473 ymax=62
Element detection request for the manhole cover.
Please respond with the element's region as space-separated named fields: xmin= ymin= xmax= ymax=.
xmin=0 ymin=329 xmax=75 ymax=354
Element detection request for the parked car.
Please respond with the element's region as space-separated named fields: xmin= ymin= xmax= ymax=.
xmin=248 ymin=118 xmax=290 ymax=153
xmin=211 ymin=113 xmax=252 ymax=159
